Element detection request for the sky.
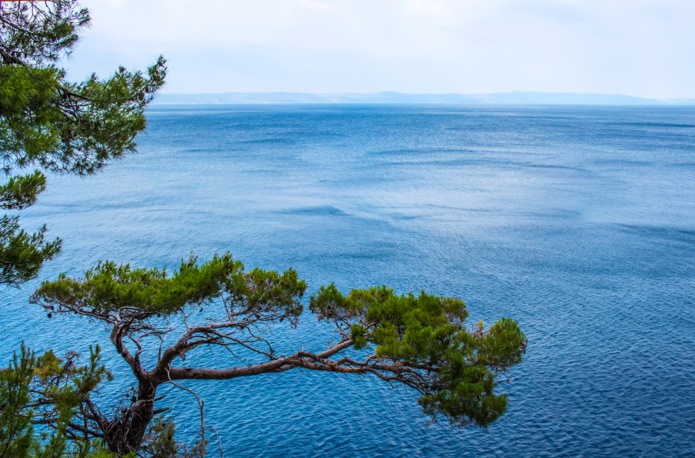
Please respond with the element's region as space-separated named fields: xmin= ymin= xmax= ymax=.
xmin=64 ymin=0 xmax=695 ymax=98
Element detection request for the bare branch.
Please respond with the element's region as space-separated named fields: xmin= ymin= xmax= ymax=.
xmin=165 ymin=369 xmax=206 ymax=457
xmin=109 ymin=318 xmax=144 ymax=380
xmin=166 ymin=338 xmax=355 ymax=381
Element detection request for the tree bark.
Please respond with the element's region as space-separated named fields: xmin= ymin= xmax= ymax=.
xmin=103 ymin=378 xmax=159 ymax=456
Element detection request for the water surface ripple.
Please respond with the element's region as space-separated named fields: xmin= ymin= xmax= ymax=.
xmin=5 ymin=105 xmax=695 ymax=457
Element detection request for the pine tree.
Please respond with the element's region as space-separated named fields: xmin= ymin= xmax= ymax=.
xmin=0 ymin=0 xmax=165 ymax=286
xmin=31 ymin=254 xmax=526 ymax=455
xmin=2 ymin=1 xmax=164 ymax=454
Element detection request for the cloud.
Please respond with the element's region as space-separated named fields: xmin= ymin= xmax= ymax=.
xmin=64 ymin=0 xmax=695 ymax=97
xmin=300 ymin=0 xmax=333 ymax=11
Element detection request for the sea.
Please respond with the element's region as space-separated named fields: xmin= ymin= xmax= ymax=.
xmin=3 ymin=104 xmax=695 ymax=457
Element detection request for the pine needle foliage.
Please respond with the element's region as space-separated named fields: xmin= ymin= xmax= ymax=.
xmin=0 ymin=0 xmax=166 ymax=287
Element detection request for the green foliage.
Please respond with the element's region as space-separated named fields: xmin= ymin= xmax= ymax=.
xmin=0 ymin=171 xmax=46 ymax=211
xmin=0 ymin=0 xmax=89 ymax=66
xmin=310 ymin=285 xmax=527 ymax=427
xmin=0 ymin=0 xmax=166 ymax=289
xmin=0 ymin=214 xmax=61 ymax=286
xmin=32 ymin=253 xmax=307 ymax=320
xmin=140 ymin=417 xmax=205 ymax=458
xmin=143 ymin=418 xmax=178 ymax=458
xmin=0 ymin=1 xmax=165 ymax=174
xmin=0 ymin=344 xmax=113 ymax=457
xmin=0 ymin=344 xmax=35 ymax=458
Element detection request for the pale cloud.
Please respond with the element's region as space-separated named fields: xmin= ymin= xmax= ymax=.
xmin=300 ymin=0 xmax=333 ymax=11
xmin=65 ymin=0 xmax=695 ymax=98
xmin=407 ymin=0 xmax=459 ymax=26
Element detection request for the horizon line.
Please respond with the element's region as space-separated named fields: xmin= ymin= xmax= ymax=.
xmin=152 ymin=91 xmax=695 ymax=106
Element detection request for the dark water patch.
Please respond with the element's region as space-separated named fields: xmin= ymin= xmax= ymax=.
xmin=326 ymin=250 xmax=395 ymax=261
xmin=617 ymin=224 xmax=695 ymax=245
xmin=277 ymin=205 xmax=351 ymax=217
xmin=368 ymin=147 xmax=476 ymax=156
xmin=591 ymin=158 xmax=653 ymax=167
xmin=606 ymin=121 xmax=695 ymax=129
xmin=668 ymin=162 xmax=695 ymax=168
xmin=236 ymin=137 xmax=295 ymax=145
xmin=370 ymin=156 xmax=587 ymax=173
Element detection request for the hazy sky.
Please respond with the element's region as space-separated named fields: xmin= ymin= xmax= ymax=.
xmin=65 ymin=0 xmax=695 ymax=98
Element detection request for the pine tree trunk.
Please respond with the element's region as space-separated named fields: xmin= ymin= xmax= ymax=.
xmin=104 ymin=379 xmax=158 ymax=456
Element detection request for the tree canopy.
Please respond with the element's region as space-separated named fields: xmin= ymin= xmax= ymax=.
xmin=0 ymin=0 xmax=166 ymax=287
xmin=28 ymin=254 xmax=527 ymax=454
xmin=1 ymin=1 xmax=527 ymax=456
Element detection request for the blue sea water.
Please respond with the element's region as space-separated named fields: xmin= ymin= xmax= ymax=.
xmin=3 ymin=104 xmax=695 ymax=456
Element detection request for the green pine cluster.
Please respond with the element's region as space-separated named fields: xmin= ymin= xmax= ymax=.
xmin=0 ymin=0 xmax=165 ymax=288
xmin=0 ymin=344 xmax=112 ymax=457
xmin=311 ymin=285 xmax=526 ymax=427
xmin=32 ymin=253 xmax=307 ymax=320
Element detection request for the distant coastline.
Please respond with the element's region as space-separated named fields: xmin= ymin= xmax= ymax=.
xmin=152 ymin=91 xmax=695 ymax=106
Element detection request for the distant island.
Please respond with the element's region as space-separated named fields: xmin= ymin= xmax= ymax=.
xmin=152 ymin=91 xmax=695 ymax=106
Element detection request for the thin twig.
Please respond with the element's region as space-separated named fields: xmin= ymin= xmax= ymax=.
xmin=165 ymin=369 xmax=206 ymax=457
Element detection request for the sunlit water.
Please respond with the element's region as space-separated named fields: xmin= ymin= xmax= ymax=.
xmin=3 ymin=105 xmax=695 ymax=456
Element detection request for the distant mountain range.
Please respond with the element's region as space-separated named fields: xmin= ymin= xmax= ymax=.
xmin=153 ymin=91 xmax=695 ymax=106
